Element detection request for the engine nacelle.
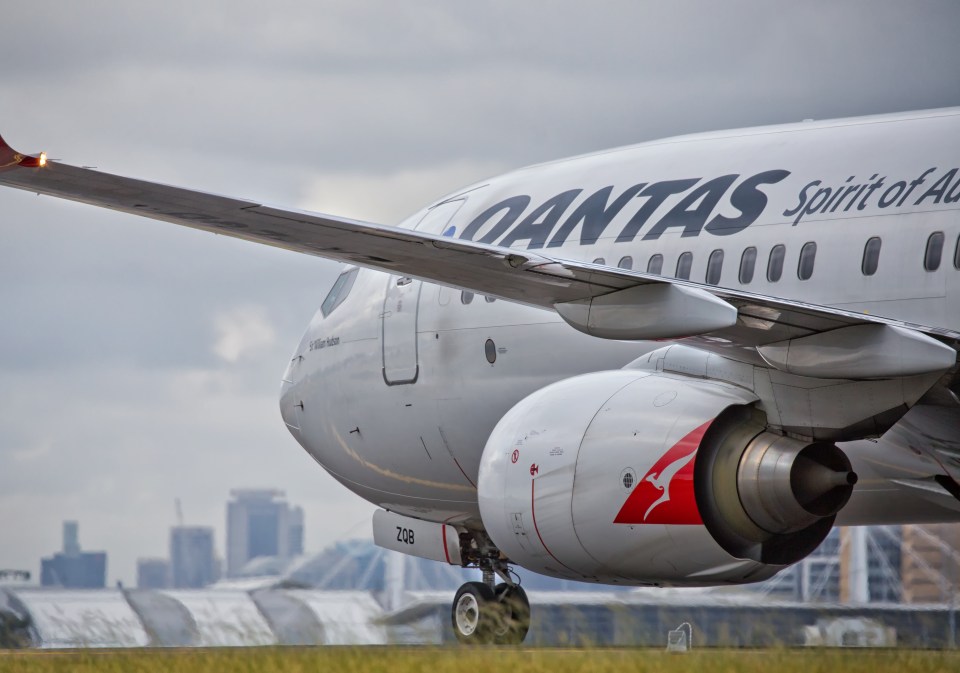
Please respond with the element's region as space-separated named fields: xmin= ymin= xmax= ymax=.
xmin=477 ymin=370 xmax=856 ymax=585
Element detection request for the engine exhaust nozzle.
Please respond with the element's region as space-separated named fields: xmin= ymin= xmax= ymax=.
xmin=737 ymin=434 xmax=856 ymax=535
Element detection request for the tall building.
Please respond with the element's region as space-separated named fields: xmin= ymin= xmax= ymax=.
xmin=226 ymin=490 xmax=304 ymax=577
xmin=62 ymin=521 xmax=80 ymax=556
xmin=136 ymin=558 xmax=170 ymax=589
xmin=838 ymin=526 xmax=902 ymax=603
xmin=901 ymin=523 xmax=960 ymax=603
xmin=40 ymin=521 xmax=106 ymax=588
xmin=750 ymin=526 xmax=902 ymax=603
xmin=170 ymin=526 xmax=216 ymax=588
xmin=870 ymin=526 xmax=903 ymax=602
xmin=754 ymin=527 xmax=842 ymax=602
xmin=288 ymin=507 xmax=305 ymax=558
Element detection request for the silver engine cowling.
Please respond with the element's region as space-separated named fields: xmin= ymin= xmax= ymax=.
xmin=477 ymin=370 xmax=856 ymax=585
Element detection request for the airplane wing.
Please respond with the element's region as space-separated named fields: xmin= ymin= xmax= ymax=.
xmin=1 ymin=134 xmax=957 ymax=380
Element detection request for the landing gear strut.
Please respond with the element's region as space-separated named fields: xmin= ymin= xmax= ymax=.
xmin=451 ymin=565 xmax=530 ymax=644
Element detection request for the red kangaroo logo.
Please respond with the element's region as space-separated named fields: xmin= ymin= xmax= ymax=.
xmin=613 ymin=420 xmax=712 ymax=525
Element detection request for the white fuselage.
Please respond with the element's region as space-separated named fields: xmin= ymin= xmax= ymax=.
xmin=279 ymin=109 xmax=960 ymax=530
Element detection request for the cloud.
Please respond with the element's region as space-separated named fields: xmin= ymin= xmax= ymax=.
xmin=11 ymin=439 xmax=53 ymax=465
xmin=300 ymin=160 xmax=507 ymax=224
xmin=212 ymin=305 xmax=277 ymax=363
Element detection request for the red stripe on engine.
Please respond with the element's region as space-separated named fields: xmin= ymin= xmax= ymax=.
xmin=531 ymin=479 xmax=577 ymax=574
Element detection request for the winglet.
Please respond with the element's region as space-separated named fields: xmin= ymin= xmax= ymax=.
xmin=0 ymin=133 xmax=46 ymax=169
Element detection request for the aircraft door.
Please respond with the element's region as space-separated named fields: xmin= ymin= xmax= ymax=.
xmin=381 ymin=199 xmax=466 ymax=385
xmin=382 ymin=275 xmax=423 ymax=384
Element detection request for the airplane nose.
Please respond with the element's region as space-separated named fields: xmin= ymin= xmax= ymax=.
xmin=279 ymin=356 xmax=305 ymax=435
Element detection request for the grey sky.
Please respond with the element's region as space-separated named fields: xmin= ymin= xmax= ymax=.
xmin=2 ymin=1 xmax=959 ymax=585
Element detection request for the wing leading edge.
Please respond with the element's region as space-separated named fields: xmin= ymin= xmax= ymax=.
xmin=1 ymin=133 xmax=956 ymax=379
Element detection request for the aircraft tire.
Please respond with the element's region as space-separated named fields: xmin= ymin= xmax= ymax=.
xmin=493 ymin=582 xmax=530 ymax=645
xmin=451 ymin=581 xmax=497 ymax=644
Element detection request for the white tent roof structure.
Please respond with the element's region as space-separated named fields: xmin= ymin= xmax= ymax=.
xmin=15 ymin=590 xmax=149 ymax=649
xmin=160 ymin=590 xmax=276 ymax=647
xmin=285 ymin=590 xmax=387 ymax=645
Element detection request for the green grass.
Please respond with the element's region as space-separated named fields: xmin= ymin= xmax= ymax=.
xmin=1 ymin=647 xmax=959 ymax=673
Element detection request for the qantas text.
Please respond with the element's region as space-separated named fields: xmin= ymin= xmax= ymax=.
xmin=455 ymin=167 xmax=960 ymax=250
xmin=457 ymin=170 xmax=789 ymax=249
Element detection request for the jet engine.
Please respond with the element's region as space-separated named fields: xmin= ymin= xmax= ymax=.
xmin=477 ymin=369 xmax=856 ymax=585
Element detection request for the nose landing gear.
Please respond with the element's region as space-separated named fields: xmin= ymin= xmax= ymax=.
xmin=451 ymin=571 xmax=530 ymax=644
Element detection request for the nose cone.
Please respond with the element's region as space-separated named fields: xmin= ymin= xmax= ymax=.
xmin=279 ymin=358 xmax=304 ymax=435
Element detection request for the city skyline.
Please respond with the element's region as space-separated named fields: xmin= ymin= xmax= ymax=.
xmin=23 ymin=516 xmax=960 ymax=603
xmin=21 ymin=489 xmax=318 ymax=588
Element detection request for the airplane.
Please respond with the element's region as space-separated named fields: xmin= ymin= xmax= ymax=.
xmin=2 ymin=107 xmax=960 ymax=644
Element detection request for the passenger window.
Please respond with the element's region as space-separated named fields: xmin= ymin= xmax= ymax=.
xmin=767 ymin=245 xmax=785 ymax=282
xmin=461 ymin=291 xmax=474 ymax=304
xmin=739 ymin=247 xmax=757 ymax=284
xmin=955 ymin=235 xmax=960 ymax=270
xmin=862 ymin=237 xmax=882 ymax=276
xmin=676 ymin=252 xmax=693 ymax=280
xmin=617 ymin=255 xmax=634 ymax=270
xmin=484 ymin=296 xmax=496 ymax=303
xmin=592 ymin=257 xmax=606 ymax=265
xmin=925 ymin=232 xmax=945 ymax=271
xmin=321 ymin=267 xmax=359 ymax=317
xmin=798 ymin=241 xmax=817 ymax=281
xmin=705 ymin=249 xmax=724 ymax=285
xmin=647 ymin=254 xmax=663 ymax=275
